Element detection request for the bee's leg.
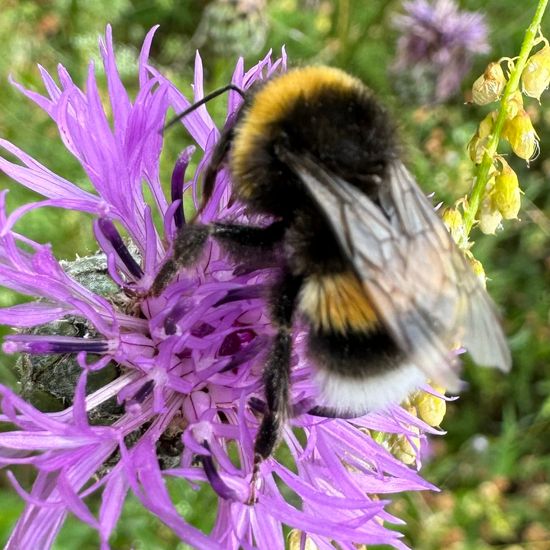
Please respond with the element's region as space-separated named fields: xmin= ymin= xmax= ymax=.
xmin=150 ymin=224 xmax=211 ymax=295
xmin=202 ymin=124 xmax=234 ymax=206
xmin=211 ymin=220 xmax=285 ymax=255
xmin=249 ymin=272 xmax=302 ymax=503
xmin=202 ymin=107 xmax=248 ymax=208
xmin=150 ymin=221 xmax=286 ymax=296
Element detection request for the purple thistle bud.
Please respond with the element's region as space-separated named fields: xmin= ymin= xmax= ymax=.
xmin=392 ymin=0 xmax=489 ymax=102
xmin=0 ymin=26 xmax=443 ymax=549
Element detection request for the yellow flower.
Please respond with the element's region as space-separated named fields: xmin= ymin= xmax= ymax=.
xmin=493 ymin=162 xmax=521 ymax=219
xmin=443 ymin=207 xmax=466 ymax=245
xmin=414 ymin=388 xmax=447 ymax=427
xmin=468 ymin=256 xmax=487 ymax=288
xmin=479 ymin=178 xmax=502 ymax=234
xmin=502 ymin=109 xmax=540 ymax=160
xmin=505 ymin=89 xmax=524 ymax=119
xmin=389 ymin=432 xmax=420 ymax=465
xmin=522 ymin=44 xmax=550 ymax=101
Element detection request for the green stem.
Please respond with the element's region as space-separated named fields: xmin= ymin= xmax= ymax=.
xmin=337 ymin=0 xmax=350 ymax=52
xmin=463 ymin=0 xmax=549 ymax=235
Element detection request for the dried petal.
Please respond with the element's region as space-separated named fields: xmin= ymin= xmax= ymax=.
xmin=472 ymin=62 xmax=506 ymax=105
xmin=468 ymin=132 xmax=490 ymax=164
xmin=468 ymin=111 xmax=497 ymax=164
xmin=479 ymin=111 xmax=497 ymax=138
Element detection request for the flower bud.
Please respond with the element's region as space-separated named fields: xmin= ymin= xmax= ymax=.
xmin=502 ymin=109 xmax=539 ymax=160
xmin=472 ymin=62 xmax=506 ymax=105
xmin=522 ymin=45 xmax=550 ymax=101
xmin=493 ymin=164 xmax=521 ymax=219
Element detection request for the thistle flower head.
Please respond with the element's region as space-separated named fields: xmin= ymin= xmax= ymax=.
xmin=393 ymin=0 xmax=489 ymax=102
xmin=0 ymin=27 xmax=441 ymax=549
xmin=194 ymin=0 xmax=268 ymax=57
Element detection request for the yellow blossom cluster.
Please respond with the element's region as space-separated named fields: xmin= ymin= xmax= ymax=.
xmin=368 ymin=385 xmax=447 ymax=466
xmin=435 ymin=27 xmax=549 ymax=418
xmin=460 ymin=32 xmax=550 ymax=236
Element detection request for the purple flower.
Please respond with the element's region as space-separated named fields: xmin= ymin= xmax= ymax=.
xmin=0 ymin=26 xmax=443 ymax=549
xmin=393 ymin=0 xmax=489 ymax=102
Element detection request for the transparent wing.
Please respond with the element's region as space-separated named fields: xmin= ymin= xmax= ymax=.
xmin=282 ymin=151 xmax=511 ymax=390
xmin=384 ymin=162 xmax=511 ymax=375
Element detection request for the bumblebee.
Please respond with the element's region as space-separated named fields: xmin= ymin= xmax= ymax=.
xmin=152 ymin=66 xmax=511 ymax=476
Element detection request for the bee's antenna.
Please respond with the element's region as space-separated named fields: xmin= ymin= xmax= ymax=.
xmin=163 ymin=84 xmax=246 ymax=132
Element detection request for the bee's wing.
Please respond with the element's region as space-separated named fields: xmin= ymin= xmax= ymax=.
xmin=383 ymin=162 xmax=511 ymax=375
xmin=283 ymin=152 xmax=511 ymax=390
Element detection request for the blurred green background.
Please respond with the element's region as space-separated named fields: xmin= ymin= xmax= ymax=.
xmin=1 ymin=1 xmax=549 ymax=548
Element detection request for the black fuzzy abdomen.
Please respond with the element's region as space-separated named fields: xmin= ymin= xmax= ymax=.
xmin=307 ymin=326 xmax=404 ymax=379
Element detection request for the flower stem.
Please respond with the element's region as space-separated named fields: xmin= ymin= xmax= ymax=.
xmin=463 ymin=0 xmax=549 ymax=235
